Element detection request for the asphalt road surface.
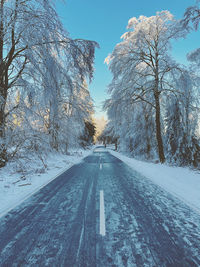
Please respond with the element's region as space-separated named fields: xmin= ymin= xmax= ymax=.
xmin=1 ymin=147 xmax=200 ymax=266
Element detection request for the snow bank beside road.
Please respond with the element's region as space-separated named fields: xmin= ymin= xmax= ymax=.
xmin=0 ymin=149 xmax=92 ymax=218
xmin=110 ymin=150 xmax=200 ymax=214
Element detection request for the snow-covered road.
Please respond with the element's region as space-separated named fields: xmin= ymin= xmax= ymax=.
xmin=0 ymin=148 xmax=200 ymax=266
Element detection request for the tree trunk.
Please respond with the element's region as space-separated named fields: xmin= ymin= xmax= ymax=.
xmin=0 ymin=86 xmax=7 ymax=167
xmin=153 ymin=48 xmax=165 ymax=164
xmin=115 ymin=139 xmax=118 ymax=151
xmin=0 ymin=1 xmax=7 ymax=167
xmin=154 ymin=92 xmax=165 ymax=163
xmin=0 ymin=0 xmax=4 ymax=61
xmin=49 ymin=101 xmax=59 ymax=151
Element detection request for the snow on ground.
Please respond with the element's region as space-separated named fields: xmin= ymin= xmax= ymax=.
xmin=0 ymin=149 xmax=92 ymax=218
xmin=2 ymin=144 xmax=200 ymax=219
xmin=109 ymin=149 xmax=200 ymax=214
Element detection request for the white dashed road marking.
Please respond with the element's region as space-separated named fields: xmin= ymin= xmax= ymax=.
xmin=100 ymin=190 xmax=106 ymax=236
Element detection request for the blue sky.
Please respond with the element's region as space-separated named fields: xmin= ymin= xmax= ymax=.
xmin=56 ymin=0 xmax=200 ymax=117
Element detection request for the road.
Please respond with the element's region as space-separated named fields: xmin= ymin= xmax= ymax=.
xmin=0 ymin=147 xmax=200 ymax=266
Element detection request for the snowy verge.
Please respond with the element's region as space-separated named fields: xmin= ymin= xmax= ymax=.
xmin=109 ymin=149 xmax=200 ymax=214
xmin=0 ymin=149 xmax=92 ymax=218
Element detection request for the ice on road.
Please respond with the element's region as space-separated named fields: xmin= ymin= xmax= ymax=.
xmin=0 ymin=148 xmax=200 ymax=266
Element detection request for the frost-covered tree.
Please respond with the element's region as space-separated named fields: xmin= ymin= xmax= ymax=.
xmin=183 ymin=0 xmax=200 ymax=30
xmin=93 ymin=116 xmax=107 ymax=143
xmin=62 ymin=78 xmax=95 ymax=149
xmin=130 ymin=102 xmax=156 ymax=159
xmin=165 ymin=71 xmax=200 ymax=167
xmin=182 ymin=1 xmax=200 ymax=73
xmin=105 ymin=11 xmax=183 ymax=163
xmin=81 ymin=120 xmax=96 ymax=146
xmin=0 ymin=0 xmax=98 ymax=166
xmin=104 ymin=94 xmax=156 ymax=159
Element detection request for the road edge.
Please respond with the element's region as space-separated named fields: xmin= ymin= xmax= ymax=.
xmin=108 ymin=149 xmax=200 ymax=215
xmin=0 ymin=150 xmax=93 ymax=219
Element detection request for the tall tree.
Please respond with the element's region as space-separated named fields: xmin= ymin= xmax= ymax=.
xmin=165 ymin=70 xmax=200 ymax=167
xmin=0 ymin=0 xmax=98 ymax=166
xmin=105 ymin=11 xmax=183 ymax=163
